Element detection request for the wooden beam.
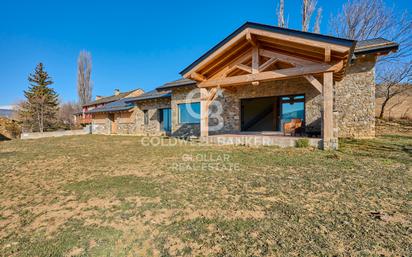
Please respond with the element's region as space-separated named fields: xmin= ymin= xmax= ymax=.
xmin=325 ymin=47 xmax=331 ymax=63
xmin=246 ymin=33 xmax=257 ymax=47
xmin=182 ymin=29 xmax=250 ymax=78
xmin=200 ymin=40 xmax=251 ymax=77
xmin=259 ymin=57 xmax=278 ymax=72
xmin=322 ymin=72 xmax=334 ymax=150
xmin=252 ymin=47 xmax=259 ymax=74
xmin=207 ymin=87 xmax=219 ymax=101
xmin=199 ymin=62 xmax=338 ymax=88
xmin=214 ymin=52 xmax=252 ymax=79
xmin=235 ymin=64 xmax=252 ymax=73
xmin=304 ymin=75 xmax=322 ymax=93
xmin=259 ymin=49 xmax=318 ymax=67
xmin=248 ymin=28 xmax=350 ymax=53
xmin=200 ymin=88 xmax=209 ymax=137
xmin=190 ymin=72 xmax=206 ymax=82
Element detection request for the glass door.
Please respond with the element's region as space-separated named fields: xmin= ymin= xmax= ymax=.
xmin=280 ymin=95 xmax=305 ymax=132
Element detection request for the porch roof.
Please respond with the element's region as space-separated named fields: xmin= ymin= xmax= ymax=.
xmin=180 ymin=22 xmax=356 ymax=77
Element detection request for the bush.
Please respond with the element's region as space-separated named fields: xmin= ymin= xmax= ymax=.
xmin=295 ymin=138 xmax=310 ymax=148
xmin=0 ymin=118 xmax=21 ymax=139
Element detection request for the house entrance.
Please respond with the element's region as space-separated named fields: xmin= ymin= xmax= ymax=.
xmin=241 ymin=95 xmax=305 ymax=132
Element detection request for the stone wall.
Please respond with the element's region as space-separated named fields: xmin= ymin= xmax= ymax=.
xmin=112 ymin=112 xmax=132 ymax=134
xmin=91 ymin=113 xmax=110 ymax=134
xmin=334 ymin=56 xmax=376 ymax=138
xmin=171 ymin=86 xmax=201 ymax=137
xmin=21 ymin=127 xmax=90 ymax=140
xmin=86 ymin=58 xmax=376 ymax=140
xmin=208 ymin=78 xmax=322 ymax=135
xmin=131 ymin=98 xmax=171 ymax=136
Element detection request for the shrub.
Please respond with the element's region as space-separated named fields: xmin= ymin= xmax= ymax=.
xmin=295 ymin=138 xmax=310 ymax=148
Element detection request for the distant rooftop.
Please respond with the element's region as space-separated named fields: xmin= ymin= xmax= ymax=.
xmin=125 ymin=89 xmax=171 ymax=103
xmin=86 ymin=98 xmax=134 ymax=114
xmin=156 ymin=78 xmax=197 ymax=90
xmin=84 ymin=89 xmax=140 ymax=107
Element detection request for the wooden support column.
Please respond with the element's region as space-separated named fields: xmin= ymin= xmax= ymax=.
xmin=252 ymin=47 xmax=259 ymax=74
xmin=322 ymin=72 xmax=336 ymax=150
xmin=200 ymin=88 xmax=209 ymax=138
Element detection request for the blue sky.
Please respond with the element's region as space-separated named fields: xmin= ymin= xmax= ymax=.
xmin=0 ymin=0 xmax=410 ymax=106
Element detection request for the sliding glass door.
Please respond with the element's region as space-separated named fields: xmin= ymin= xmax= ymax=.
xmin=280 ymin=95 xmax=305 ymax=131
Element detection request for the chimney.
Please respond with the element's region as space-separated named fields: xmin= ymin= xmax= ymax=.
xmin=95 ymin=95 xmax=103 ymax=100
xmin=114 ymin=89 xmax=120 ymax=96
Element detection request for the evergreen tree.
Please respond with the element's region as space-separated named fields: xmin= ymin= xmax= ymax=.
xmin=19 ymin=63 xmax=59 ymax=132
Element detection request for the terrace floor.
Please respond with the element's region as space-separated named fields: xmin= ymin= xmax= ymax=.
xmin=204 ymin=131 xmax=322 ymax=148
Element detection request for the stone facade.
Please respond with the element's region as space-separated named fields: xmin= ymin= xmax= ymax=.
xmin=89 ymin=59 xmax=376 ymax=142
xmin=334 ymin=56 xmax=376 ymax=138
xmin=171 ymin=86 xmax=201 ymax=137
xmin=209 ymin=78 xmax=322 ymax=135
xmin=91 ymin=113 xmax=110 ymax=134
xmin=131 ymin=98 xmax=171 ymax=136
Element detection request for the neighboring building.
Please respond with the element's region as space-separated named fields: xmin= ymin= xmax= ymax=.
xmin=86 ymin=22 xmax=398 ymax=149
xmin=74 ymin=88 xmax=144 ymax=126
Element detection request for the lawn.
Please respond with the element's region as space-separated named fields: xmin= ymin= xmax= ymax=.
xmin=0 ymin=133 xmax=411 ymax=256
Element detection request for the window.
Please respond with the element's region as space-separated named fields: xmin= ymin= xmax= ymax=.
xmin=280 ymin=95 xmax=305 ymax=131
xmin=178 ymin=102 xmax=200 ymax=124
xmin=143 ymin=110 xmax=149 ymax=125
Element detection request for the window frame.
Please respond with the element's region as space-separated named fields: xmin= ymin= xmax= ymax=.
xmin=143 ymin=110 xmax=149 ymax=125
xmin=178 ymin=102 xmax=201 ymax=124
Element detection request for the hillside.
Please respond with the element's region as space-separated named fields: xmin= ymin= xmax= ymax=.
xmin=376 ymin=86 xmax=412 ymax=120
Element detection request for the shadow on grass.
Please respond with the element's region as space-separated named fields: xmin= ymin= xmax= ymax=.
xmin=339 ymin=135 xmax=412 ymax=163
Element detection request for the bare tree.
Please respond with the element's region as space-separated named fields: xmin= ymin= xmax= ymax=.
xmin=302 ymin=0 xmax=317 ymax=32
xmin=276 ymin=0 xmax=286 ymax=28
xmin=330 ymin=0 xmax=412 ymax=119
xmin=313 ymin=7 xmax=322 ymax=33
xmin=330 ymin=0 xmax=412 ymax=62
xmin=77 ymin=51 xmax=93 ymax=106
xmin=376 ymin=63 xmax=412 ymax=119
xmin=58 ymin=101 xmax=81 ymax=129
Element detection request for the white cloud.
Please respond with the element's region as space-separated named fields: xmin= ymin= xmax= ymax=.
xmin=0 ymin=105 xmax=16 ymax=110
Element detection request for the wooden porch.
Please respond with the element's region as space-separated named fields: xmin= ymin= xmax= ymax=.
xmin=181 ymin=23 xmax=355 ymax=150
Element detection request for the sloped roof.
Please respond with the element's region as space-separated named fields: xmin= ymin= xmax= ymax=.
xmin=83 ymin=90 xmax=137 ymax=107
xmin=180 ymin=22 xmax=356 ymax=76
xmin=125 ymin=89 xmax=171 ymax=103
xmin=156 ymin=78 xmax=196 ymax=90
xmin=355 ymin=38 xmax=399 ymax=55
xmin=86 ymin=98 xmax=134 ymax=114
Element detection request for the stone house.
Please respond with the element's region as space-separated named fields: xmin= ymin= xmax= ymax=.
xmin=80 ymin=89 xmax=144 ymax=133
xmin=87 ymin=22 xmax=398 ymax=149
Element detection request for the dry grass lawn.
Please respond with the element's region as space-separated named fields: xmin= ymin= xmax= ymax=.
xmin=0 ymin=131 xmax=411 ymax=256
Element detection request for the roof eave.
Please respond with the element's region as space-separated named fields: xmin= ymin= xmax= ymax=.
xmin=354 ymin=44 xmax=399 ymax=56
xmin=179 ymin=21 xmax=356 ymax=76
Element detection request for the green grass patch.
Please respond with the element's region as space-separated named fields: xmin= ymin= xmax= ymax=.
xmin=65 ymin=175 xmax=163 ymax=200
